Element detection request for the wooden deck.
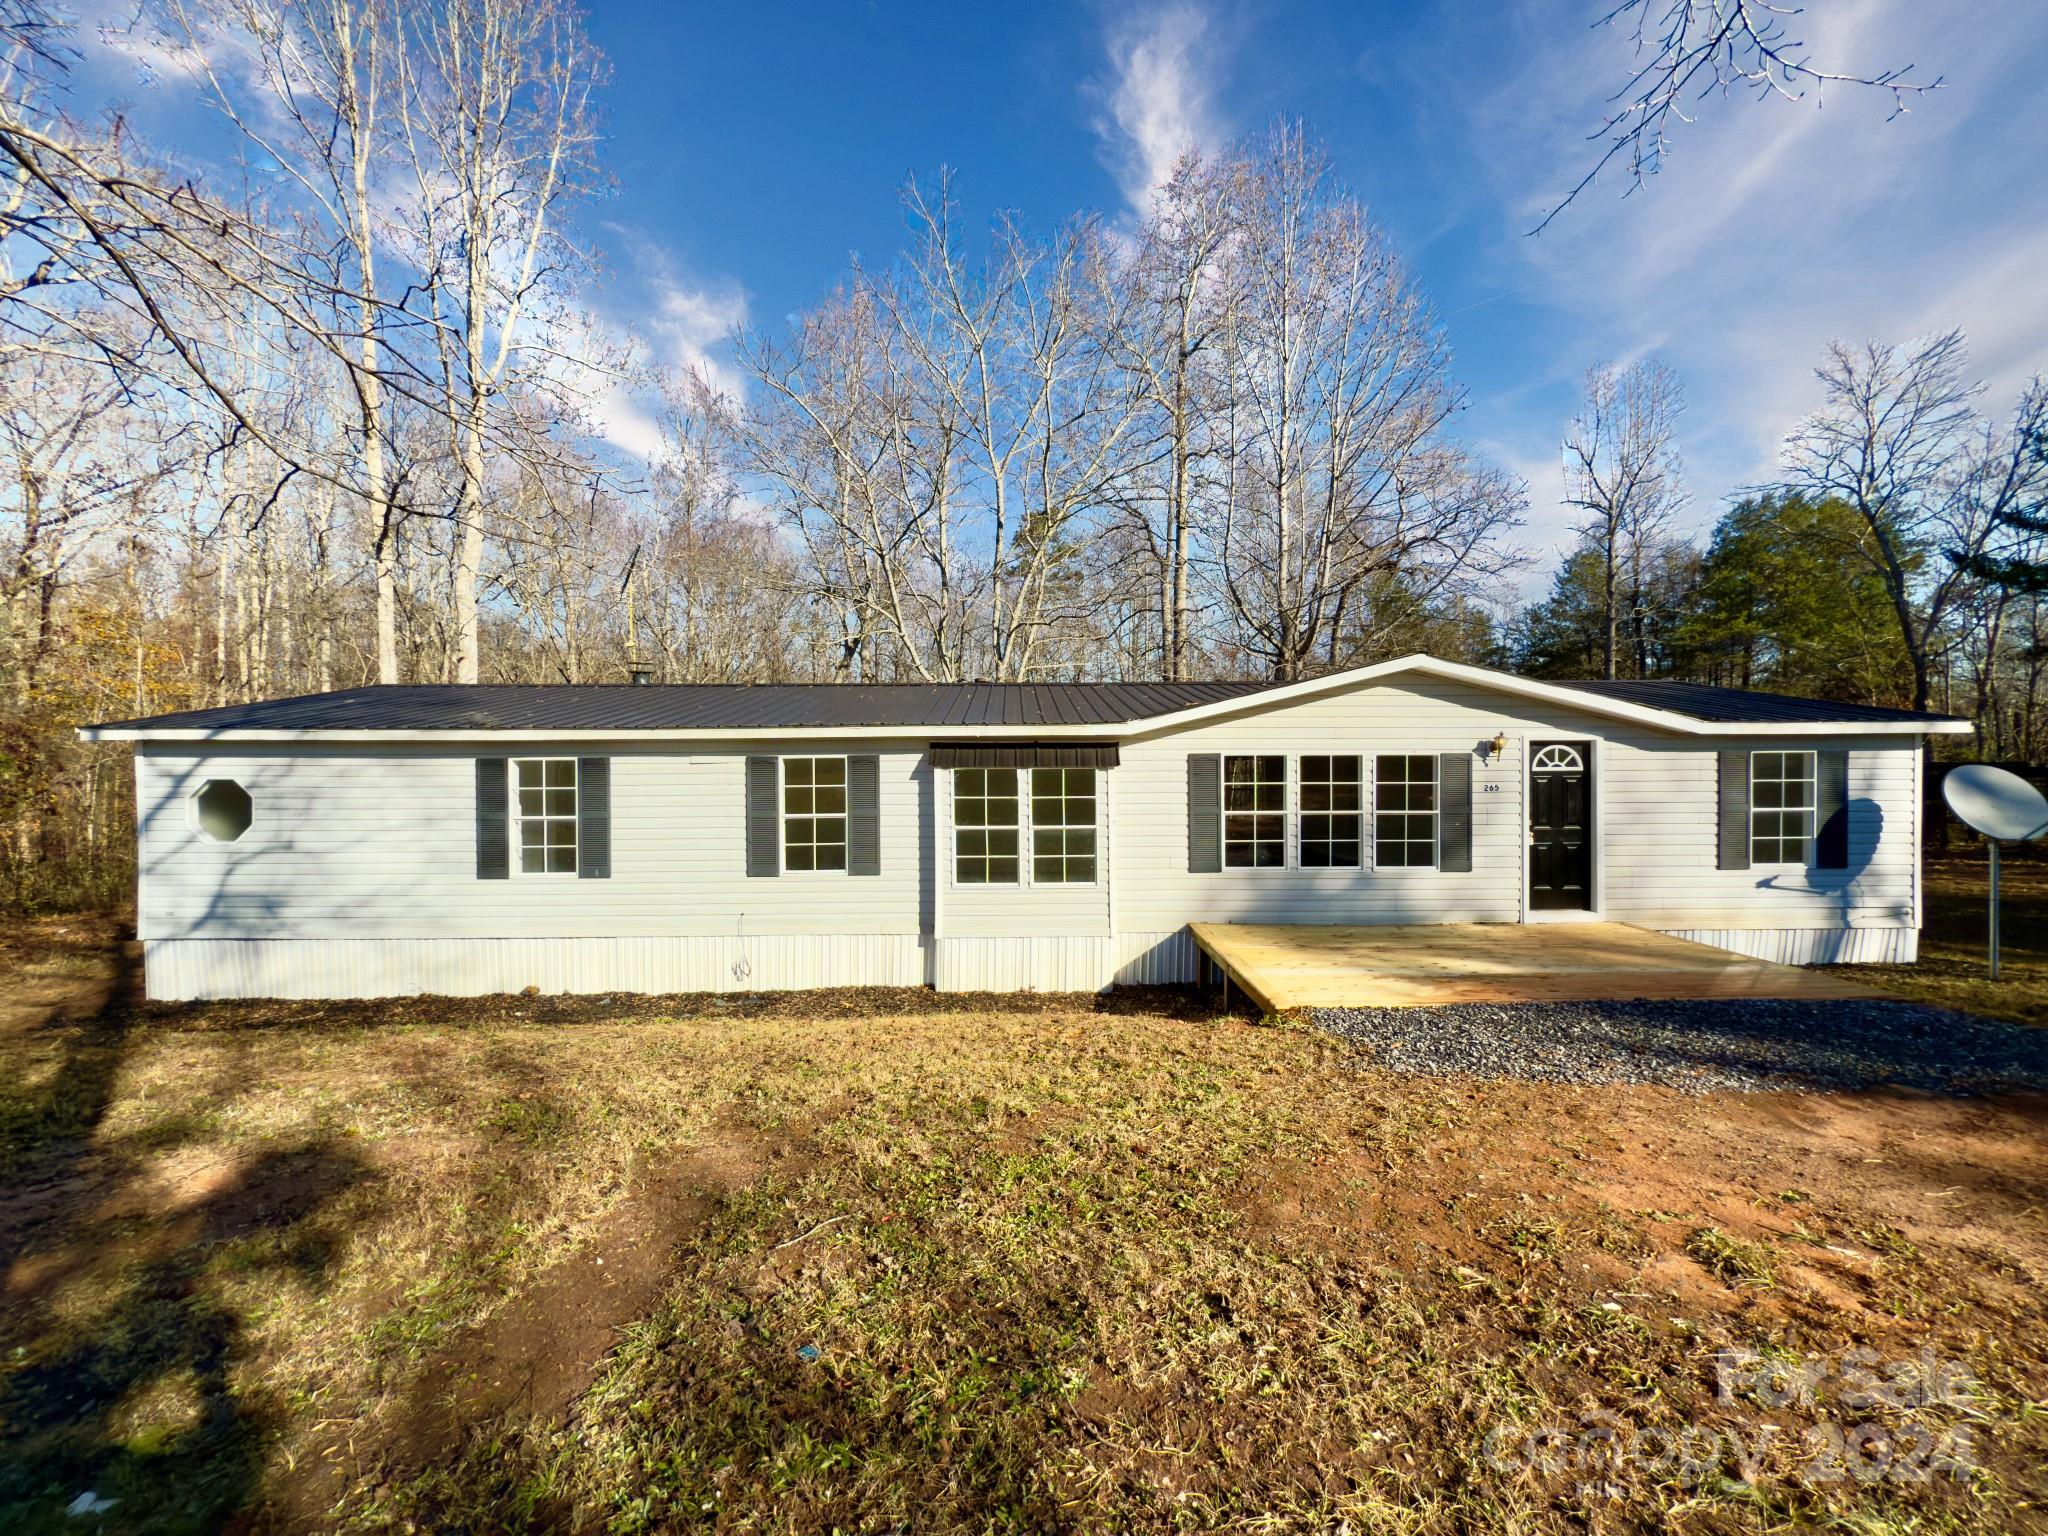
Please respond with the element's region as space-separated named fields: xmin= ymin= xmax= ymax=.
xmin=1186 ymin=921 xmax=1883 ymax=1012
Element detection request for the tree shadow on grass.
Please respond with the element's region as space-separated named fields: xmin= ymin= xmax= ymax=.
xmin=0 ymin=1142 xmax=375 ymax=1535
xmin=0 ymin=929 xmax=376 ymax=1535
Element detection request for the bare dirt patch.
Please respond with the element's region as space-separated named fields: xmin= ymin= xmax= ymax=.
xmin=268 ymin=1125 xmax=788 ymax=1526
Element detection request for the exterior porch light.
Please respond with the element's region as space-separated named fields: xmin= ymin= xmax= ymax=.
xmin=1489 ymin=731 xmax=1508 ymax=759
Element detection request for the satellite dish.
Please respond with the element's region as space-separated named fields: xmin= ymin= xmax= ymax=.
xmin=1944 ymin=764 xmax=2048 ymax=843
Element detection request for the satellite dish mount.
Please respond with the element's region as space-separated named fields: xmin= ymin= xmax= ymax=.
xmin=1941 ymin=764 xmax=2048 ymax=980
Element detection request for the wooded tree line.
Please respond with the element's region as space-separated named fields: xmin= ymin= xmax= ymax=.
xmin=1 ymin=1 xmax=2041 ymax=907
xmin=1514 ymin=342 xmax=2048 ymax=763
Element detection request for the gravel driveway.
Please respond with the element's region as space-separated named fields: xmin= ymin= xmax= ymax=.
xmin=1312 ymin=997 xmax=2048 ymax=1095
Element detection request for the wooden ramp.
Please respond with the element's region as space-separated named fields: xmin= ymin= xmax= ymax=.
xmin=1186 ymin=921 xmax=1883 ymax=1012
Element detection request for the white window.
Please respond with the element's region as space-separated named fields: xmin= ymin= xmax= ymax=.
xmin=783 ymin=756 xmax=848 ymax=872
xmin=514 ymin=758 xmax=578 ymax=875
xmin=954 ymin=767 xmax=1020 ymax=884
xmin=1298 ymin=755 xmax=1363 ymax=868
xmin=1031 ymin=768 xmax=1098 ymax=883
xmin=1374 ymin=754 xmax=1438 ymax=868
xmin=1751 ymin=750 xmax=1816 ymax=865
xmin=1223 ymin=755 xmax=1287 ymax=868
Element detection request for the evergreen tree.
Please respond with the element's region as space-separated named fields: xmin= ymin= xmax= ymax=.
xmin=1676 ymin=495 xmax=1914 ymax=704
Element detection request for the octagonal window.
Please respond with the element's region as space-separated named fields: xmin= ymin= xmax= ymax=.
xmin=193 ymin=779 xmax=253 ymax=843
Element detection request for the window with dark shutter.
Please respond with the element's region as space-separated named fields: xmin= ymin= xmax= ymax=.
xmin=1438 ymin=752 xmax=1473 ymax=873
xmin=1188 ymin=755 xmax=1221 ymax=873
xmin=1815 ymin=750 xmax=1850 ymax=869
xmin=476 ymin=757 xmax=509 ymax=879
xmin=746 ymin=757 xmax=779 ymax=876
xmin=577 ymin=757 xmax=611 ymax=878
xmin=848 ymin=755 xmax=881 ymax=876
xmin=1716 ymin=750 xmax=1750 ymax=871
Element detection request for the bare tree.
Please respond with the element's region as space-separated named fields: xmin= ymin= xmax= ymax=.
xmin=1537 ymin=0 xmax=1941 ymax=232
xmin=736 ymin=183 xmax=1140 ymax=682
xmin=1102 ymin=150 xmax=1241 ymax=680
xmin=393 ymin=0 xmax=602 ymax=683
xmin=174 ymin=0 xmax=413 ymax=682
xmin=1 ymin=347 xmax=185 ymax=696
xmin=1779 ymin=331 xmax=2039 ymax=714
xmin=1562 ymin=358 xmax=1686 ymax=678
xmin=1209 ymin=125 xmax=1522 ymax=681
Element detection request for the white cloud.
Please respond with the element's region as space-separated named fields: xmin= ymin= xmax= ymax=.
xmin=1092 ymin=3 xmax=1228 ymax=216
xmin=582 ymin=226 xmax=749 ymax=465
xmin=78 ymin=0 xmax=218 ymax=89
xmin=648 ymin=277 xmax=748 ymax=399
xmin=1454 ymin=0 xmax=2048 ymax=543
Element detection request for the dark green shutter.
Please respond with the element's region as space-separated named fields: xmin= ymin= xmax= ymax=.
xmin=577 ymin=757 xmax=611 ymax=878
xmin=848 ymin=755 xmax=881 ymax=876
xmin=746 ymin=757 xmax=779 ymax=877
xmin=476 ymin=757 xmax=509 ymax=879
xmin=1815 ymin=750 xmax=1849 ymax=869
xmin=1188 ymin=754 xmax=1221 ymax=873
xmin=1717 ymin=750 xmax=1750 ymax=871
xmin=1438 ymin=752 xmax=1472 ymax=872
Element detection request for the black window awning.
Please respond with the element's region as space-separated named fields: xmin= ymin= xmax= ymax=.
xmin=929 ymin=741 xmax=1120 ymax=770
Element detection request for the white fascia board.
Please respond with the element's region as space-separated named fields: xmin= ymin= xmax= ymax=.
xmin=1113 ymin=654 xmax=1973 ymax=738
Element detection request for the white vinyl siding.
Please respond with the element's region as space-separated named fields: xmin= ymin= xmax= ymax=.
xmin=1111 ymin=674 xmax=1918 ymax=933
xmin=132 ymin=670 xmax=1924 ymax=1000
xmin=136 ymin=743 xmax=929 ymax=942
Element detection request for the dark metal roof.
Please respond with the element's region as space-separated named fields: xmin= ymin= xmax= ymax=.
xmin=86 ymin=680 xmax=1274 ymax=734
xmin=84 ymin=668 xmax=1967 ymax=736
xmin=1549 ymin=678 xmax=1965 ymax=725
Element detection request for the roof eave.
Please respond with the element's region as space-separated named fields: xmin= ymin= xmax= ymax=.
xmin=73 ymin=653 xmax=1973 ymax=742
xmin=1115 ymin=654 xmax=1973 ymax=738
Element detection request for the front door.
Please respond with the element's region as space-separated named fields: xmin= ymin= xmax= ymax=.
xmin=1528 ymin=740 xmax=1593 ymax=911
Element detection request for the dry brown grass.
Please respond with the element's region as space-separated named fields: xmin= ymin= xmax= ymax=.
xmin=1861 ymin=850 xmax=2048 ymax=1026
xmin=0 ymin=918 xmax=2043 ymax=1534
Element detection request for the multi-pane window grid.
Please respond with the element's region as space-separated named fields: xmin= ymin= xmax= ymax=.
xmin=515 ymin=758 xmax=577 ymax=874
xmin=1298 ymin=755 xmax=1364 ymax=868
xmin=1751 ymin=750 xmax=1816 ymax=865
xmin=1031 ymin=768 xmax=1097 ymax=884
xmin=783 ymin=757 xmax=848 ymax=871
xmin=1374 ymin=754 xmax=1438 ymax=868
xmin=1224 ymin=755 xmax=1287 ymax=867
xmin=954 ymin=768 xmax=1020 ymax=884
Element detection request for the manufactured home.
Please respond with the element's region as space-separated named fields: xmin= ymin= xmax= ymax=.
xmin=79 ymin=655 xmax=1972 ymax=1002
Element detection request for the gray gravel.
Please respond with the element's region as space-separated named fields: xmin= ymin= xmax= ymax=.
xmin=1311 ymin=997 xmax=2048 ymax=1095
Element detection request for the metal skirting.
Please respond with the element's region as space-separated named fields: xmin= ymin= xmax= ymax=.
xmin=142 ymin=933 xmax=930 ymax=1001
xmin=142 ymin=924 xmax=1904 ymax=1002
xmin=929 ymin=931 xmax=1202 ymax=993
xmin=1657 ymin=927 xmax=1918 ymax=966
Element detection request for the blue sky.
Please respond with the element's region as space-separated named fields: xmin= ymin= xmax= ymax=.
xmin=80 ymin=0 xmax=2048 ymax=586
